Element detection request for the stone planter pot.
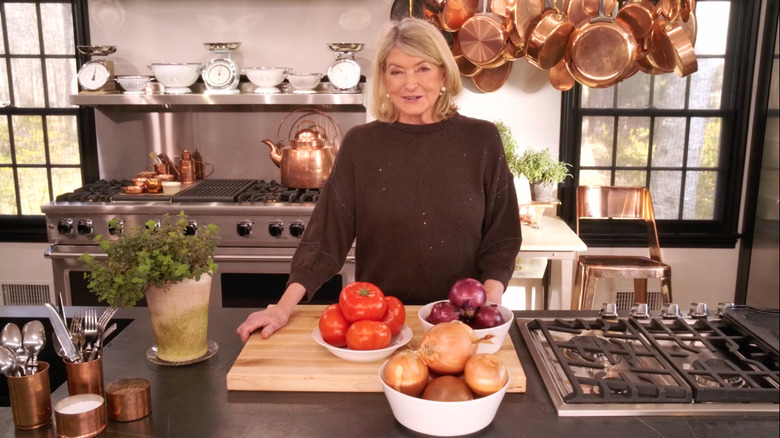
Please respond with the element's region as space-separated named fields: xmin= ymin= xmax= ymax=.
xmin=145 ymin=274 xmax=211 ymax=362
xmin=530 ymin=182 xmax=556 ymax=202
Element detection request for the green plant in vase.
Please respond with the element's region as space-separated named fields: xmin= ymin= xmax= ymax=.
xmin=516 ymin=148 xmax=572 ymax=201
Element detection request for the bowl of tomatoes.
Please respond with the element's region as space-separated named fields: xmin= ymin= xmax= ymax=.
xmin=314 ymin=281 xmax=411 ymax=362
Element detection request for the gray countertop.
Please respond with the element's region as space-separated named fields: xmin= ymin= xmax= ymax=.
xmin=1 ymin=306 xmax=778 ymax=438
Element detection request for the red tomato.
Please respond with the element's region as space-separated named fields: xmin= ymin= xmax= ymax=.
xmin=338 ymin=282 xmax=387 ymax=322
xmin=318 ymin=303 xmax=350 ymax=347
xmin=382 ymin=296 xmax=406 ymax=336
xmin=345 ymin=320 xmax=392 ymax=350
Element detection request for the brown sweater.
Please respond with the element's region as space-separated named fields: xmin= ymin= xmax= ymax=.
xmin=289 ymin=113 xmax=522 ymax=304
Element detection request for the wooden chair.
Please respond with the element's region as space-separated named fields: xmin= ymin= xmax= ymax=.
xmin=571 ymin=186 xmax=673 ymax=310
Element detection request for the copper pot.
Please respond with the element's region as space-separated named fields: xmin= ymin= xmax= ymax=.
xmin=616 ymin=0 xmax=656 ymax=38
xmin=525 ymin=1 xmax=575 ymax=70
xmin=648 ymin=15 xmax=697 ymax=77
xmin=471 ymin=61 xmax=513 ymax=92
xmin=499 ymin=0 xmax=544 ymax=54
xmin=424 ymin=0 xmax=480 ymax=31
xmin=459 ymin=12 xmax=509 ymax=67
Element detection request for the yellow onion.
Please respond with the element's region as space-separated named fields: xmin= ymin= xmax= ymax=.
xmin=382 ymin=350 xmax=429 ymax=397
xmin=463 ymin=353 xmax=509 ymax=396
xmin=418 ymin=320 xmax=479 ymax=375
xmin=421 ymin=375 xmax=474 ymax=402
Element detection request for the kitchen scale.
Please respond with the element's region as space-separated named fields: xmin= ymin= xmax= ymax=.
xmin=76 ymin=45 xmax=119 ymax=93
xmin=326 ymin=43 xmax=364 ymax=92
xmin=202 ymin=42 xmax=241 ymax=94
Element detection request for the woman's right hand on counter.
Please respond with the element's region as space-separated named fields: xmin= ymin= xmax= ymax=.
xmin=236 ymin=283 xmax=306 ymax=342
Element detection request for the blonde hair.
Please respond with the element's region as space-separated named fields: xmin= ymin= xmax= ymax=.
xmin=370 ymin=18 xmax=461 ymax=123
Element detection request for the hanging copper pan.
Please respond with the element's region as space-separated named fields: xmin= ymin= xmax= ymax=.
xmin=647 ymin=15 xmax=697 ymax=77
xmin=549 ymin=57 xmax=575 ymax=90
xmin=566 ymin=0 xmax=637 ymax=88
xmin=452 ymin=33 xmax=483 ymax=77
xmin=679 ymin=0 xmax=694 ymax=23
xmin=655 ymin=0 xmax=681 ymax=21
xmin=424 ymin=0 xmax=480 ymax=32
xmin=616 ymin=0 xmax=656 ymax=38
xmin=678 ymin=8 xmax=697 ymax=46
xmin=564 ymin=0 xmax=617 ymax=26
xmin=525 ymin=1 xmax=574 ymax=70
xmin=459 ymin=9 xmax=509 ymax=67
xmin=634 ymin=34 xmax=668 ymax=74
xmin=500 ymin=0 xmax=544 ymax=54
xmin=471 ymin=60 xmax=514 ymax=92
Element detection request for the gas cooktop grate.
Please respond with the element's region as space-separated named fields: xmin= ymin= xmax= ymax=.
xmin=172 ymin=179 xmax=256 ymax=202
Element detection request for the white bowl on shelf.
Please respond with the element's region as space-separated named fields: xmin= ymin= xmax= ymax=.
xmin=379 ymin=361 xmax=509 ymax=436
xmin=148 ymin=63 xmax=202 ymax=94
xmin=418 ymin=300 xmax=513 ymax=354
xmin=312 ymin=325 xmax=412 ymax=362
xmin=285 ymin=72 xmax=323 ymax=93
xmin=115 ymin=75 xmax=152 ymax=94
xmin=244 ymin=67 xmax=288 ymax=92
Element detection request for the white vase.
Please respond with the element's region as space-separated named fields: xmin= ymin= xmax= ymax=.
xmin=145 ymin=274 xmax=211 ymax=362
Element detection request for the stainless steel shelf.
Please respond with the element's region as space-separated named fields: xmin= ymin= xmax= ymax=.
xmin=69 ymin=92 xmax=364 ymax=106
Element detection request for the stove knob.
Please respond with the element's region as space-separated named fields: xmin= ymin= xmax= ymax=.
xmin=289 ymin=221 xmax=305 ymax=238
xmin=688 ymin=302 xmax=710 ymax=318
xmin=57 ymin=219 xmax=74 ymax=235
xmin=268 ymin=221 xmax=284 ymax=238
xmin=716 ymin=302 xmax=735 ymax=317
xmin=599 ymin=302 xmax=619 ymax=318
xmin=629 ymin=303 xmax=650 ymax=319
xmin=108 ymin=219 xmax=125 ymax=236
xmin=661 ymin=303 xmax=683 ymax=319
xmin=77 ymin=219 xmax=93 ymax=235
xmin=237 ymin=220 xmax=253 ymax=237
xmin=185 ymin=220 xmax=197 ymax=236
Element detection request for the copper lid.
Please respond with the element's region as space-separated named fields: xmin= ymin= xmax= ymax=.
xmin=458 ymin=13 xmax=507 ymax=66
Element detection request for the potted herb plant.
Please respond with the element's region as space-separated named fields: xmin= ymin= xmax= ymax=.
xmin=516 ymin=148 xmax=572 ymax=202
xmin=80 ymin=211 xmax=220 ymax=363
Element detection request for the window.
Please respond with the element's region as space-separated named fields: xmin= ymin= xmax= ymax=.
xmin=560 ymin=0 xmax=760 ymax=248
xmin=0 ymin=0 xmax=94 ymax=241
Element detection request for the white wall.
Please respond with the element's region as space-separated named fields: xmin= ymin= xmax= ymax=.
xmin=0 ymin=0 xmax=743 ymax=309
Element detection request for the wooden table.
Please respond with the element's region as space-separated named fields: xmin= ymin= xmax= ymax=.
xmin=518 ymin=215 xmax=586 ymax=310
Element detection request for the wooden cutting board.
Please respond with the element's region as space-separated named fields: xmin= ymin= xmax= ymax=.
xmin=227 ymin=305 xmax=526 ymax=393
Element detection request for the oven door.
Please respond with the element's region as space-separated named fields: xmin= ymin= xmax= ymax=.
xmin=44 ymin=244 xmax=356 ymax=308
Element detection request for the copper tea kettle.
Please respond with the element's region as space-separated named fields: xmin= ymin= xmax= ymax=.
xmin=261 ymin=109 xmax=341 ymax=189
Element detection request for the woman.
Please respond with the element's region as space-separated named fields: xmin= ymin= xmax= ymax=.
xmin=237 ymin=17 xmax=521 ymax=342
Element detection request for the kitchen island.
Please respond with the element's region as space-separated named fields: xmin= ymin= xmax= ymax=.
xmin=1 ymin=306 xmax=777 ymax=438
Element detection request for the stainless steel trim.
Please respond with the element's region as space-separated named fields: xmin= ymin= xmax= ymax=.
xmin=69 ymin=92 xmax=364 ymax=106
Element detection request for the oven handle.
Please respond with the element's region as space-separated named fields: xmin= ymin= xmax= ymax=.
xmin=45 ymin=245 xmax=356 ymax=264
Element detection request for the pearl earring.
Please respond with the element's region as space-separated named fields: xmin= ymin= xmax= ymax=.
xmin=386 ymin=93 xmax=390 ymax=99
xmin=439 ymin=86 xmax=446 ymax=96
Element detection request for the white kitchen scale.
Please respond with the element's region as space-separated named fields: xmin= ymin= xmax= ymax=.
xmin=202 ymin=42 xmax=241 ymax=94
xmin=326 ymin=43 xmax=364 ymax=92
xmin=76 ymin=45 xmax=119 ymax=94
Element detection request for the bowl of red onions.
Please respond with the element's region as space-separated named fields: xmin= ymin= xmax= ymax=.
xmin=418 ymin=278 xmax=514 ymax=354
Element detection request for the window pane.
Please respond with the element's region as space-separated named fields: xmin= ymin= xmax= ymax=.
xmin=0 ymin=62 xmax=9 ymax=104
xmin=47 ymin=115 xmax=80 ymax=165
xmin=580 ymin=169 xmax=611 ymax=186
xmin=769 ymin=58 xmax=779 ymax=109
xmin=0 ymin=118 xmax=9 ymax=163
xmin=649 ymin=171 xmax=682 ymax=219
xmin=581 ymin=116 xmax=614 ymax=166
xmin=5 ymin=3 xmax=40 ymax=55
xmin=41 ymin=3 xmax=75 ymax=55
xmin=51 ymin=167 xmax=82 ymax=200
xmin=684 ymin=170 xmax=718 ymax=219
xmin=689 ymin=58 xmax=724 ymax=110
xmin=12 ymin=115 xmax=45 ymax=164
xmin=0 ymin=168 xmax=18 ymax=214
xmin=652 ymin=117 xmax=686 ymax=167
xmin=615 ymin=170 xmax=646 ymax=186
xmin=11 ymin=59 xmax=46 ymax=107
xmin=616 ymin=116 xmax=650 ymax=167
xmin=652 ymin=74 xmax=687 ymax=109
xmin=581 ymin=87 xmax=614 ymax=109
xmin=17 ymin=167 xmax=48 ymax=215
xmin=46 ymin=59 xmax=78 ymax=107
xmin=687 ymin=117 xmax=722 ymax=168
xmin=617 ymin=72 xmax=650 ymax=109
xmin=694 ymin=1 xmax=731 ymax=56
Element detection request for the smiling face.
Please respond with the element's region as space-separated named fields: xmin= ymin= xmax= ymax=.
xmin=382 ymin=48 xmax=446 ymax=125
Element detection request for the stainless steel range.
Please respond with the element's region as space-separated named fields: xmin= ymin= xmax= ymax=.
xmin=517 ymin=304 xmax=779 ymax=416
xmin=42 ymin=179 xmax=355 ymax=307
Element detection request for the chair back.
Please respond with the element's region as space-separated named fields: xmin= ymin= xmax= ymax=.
xmin=576 ymin=186 xmax=663 ymax=262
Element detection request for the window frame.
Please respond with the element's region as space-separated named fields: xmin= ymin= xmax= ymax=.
xmin=559 ymin=0 xmax=761 ymax=249
xmin=0 ymin=0 xmax=97 ymax=242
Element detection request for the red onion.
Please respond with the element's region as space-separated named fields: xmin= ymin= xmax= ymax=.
xmin=473 ymin=305 xmax=505 ymax=329
xmin=427 ymin=301 xmax=461 ymax=324
xmin=449 ymin=278 xmax=487 ymax=318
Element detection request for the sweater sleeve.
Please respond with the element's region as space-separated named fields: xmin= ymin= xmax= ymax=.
xmin=477 ymin=124 xmax=523 ymax=289
xmin=287 ymin=130 xmax=358 ymax=301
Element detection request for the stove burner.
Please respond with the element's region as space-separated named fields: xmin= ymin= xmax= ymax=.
xmin=562 ymin=336 xmax=624 ymax=366
xmin=692 ymin=358 xmax=747 ymax=388
xmin=237 ymin=180 xmax=320 ymax=203
xmin=55 ymin=179 xmax=131 ymax=202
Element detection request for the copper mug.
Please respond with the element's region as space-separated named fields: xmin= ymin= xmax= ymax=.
xmin=64 ymin=356 xmax=104 ymax=396
xmin=6 ymin=361 xmax=53 ymax=430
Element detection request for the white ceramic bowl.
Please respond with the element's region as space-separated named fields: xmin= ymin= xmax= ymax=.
xmin=161 ymin=181 xmax=182 ymax=194
xmin=285 ymin=72 xmax=323 ymax=92
xmin=148 ymin=63 xmax=202 ymax=92
xmin=312 ymin=325 xmax=413 ymax=362
xmin=244 ymin=67 xmax=288 ymax=88
xmin=115 ymin=75 xmax=152 ymax=93
xmin=418 ymin=300 xmax=513 ymax=354
xmin=379 ymin=361 xmax=509 ymax=436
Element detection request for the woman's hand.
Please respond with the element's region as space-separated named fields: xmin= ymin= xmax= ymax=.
xmin=236 ymin=282 xmax=307 ymax=342
xmin=483 ymin=279 xmax=505 ymax=304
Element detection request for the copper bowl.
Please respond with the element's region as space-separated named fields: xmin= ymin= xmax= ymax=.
xmin=123 ymin=185 xmax=143 ymax=194
xmin=106 ymin=378 xmax=152 ymax=422
xmin=131 ymin=177 xmax=147 ymax=187
xmin=155 ymin=173 xmax=175 ymax=181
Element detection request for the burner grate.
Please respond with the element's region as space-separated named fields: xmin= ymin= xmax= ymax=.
xmin=172 ymin=179 xmax=256 ymax=202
